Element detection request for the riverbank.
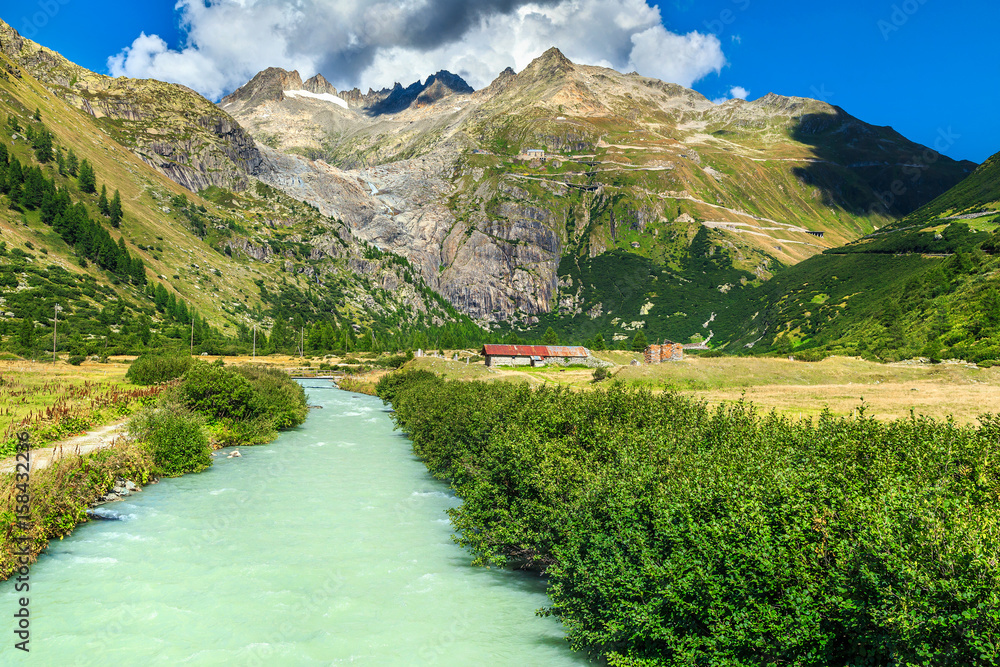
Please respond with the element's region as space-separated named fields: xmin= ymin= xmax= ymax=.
xmin=0 ymin=438 xmax=154 ymax=581
xmin=0 ymin=360 xmax=310 ymax=583
xmin=0 ymin=388 xmax=587 ymax=665
xmin=377 ymin=369 xmax=1000 ymax=665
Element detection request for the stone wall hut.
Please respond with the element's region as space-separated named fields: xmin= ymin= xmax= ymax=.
xmin=481 ymin=344 xmax=589 ymax=367
xmin=644 ymin=341 xmax=684 ymax=364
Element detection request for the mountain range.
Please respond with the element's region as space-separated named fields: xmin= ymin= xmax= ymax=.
xmin=0 ymin=16 xmax=996 ymax=361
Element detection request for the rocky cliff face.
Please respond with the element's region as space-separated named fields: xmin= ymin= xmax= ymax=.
xmin=0 ymin=18 xmax=268 ymax=193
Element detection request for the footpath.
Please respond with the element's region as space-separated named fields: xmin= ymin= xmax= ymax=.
xmin=0 ymin=420 xmax=128 ymax=474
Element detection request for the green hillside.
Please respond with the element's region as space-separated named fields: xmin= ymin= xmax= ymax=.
xmin=737 ymin=149 xmax=1000 ymax=363
xmin=0 ymin=42 xmax=482 ymax=359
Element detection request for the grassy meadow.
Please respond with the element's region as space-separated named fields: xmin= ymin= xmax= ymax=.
xmin=401 ymin=353 xmax=1000 ymax=425
xmin=0 ymin=358 xmax=163 ymax=455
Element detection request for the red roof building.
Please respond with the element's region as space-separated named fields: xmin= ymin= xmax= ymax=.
xmin=480 ymin=344 xmax=590 ymax=367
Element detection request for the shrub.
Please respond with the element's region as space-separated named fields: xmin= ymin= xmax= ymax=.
xmin=372 ymin=351 xmax=414 ymax=369
xmin=179 ymin=362 xmax=263 ymax=422
xmin=126 ymin=353 xmax=193 ymax=385
xmin=383 ymin=376 xmax=1000 ymax=666
xmin=375 ymin=369 xmax=440 ymax=405
xmin=67 ymin=354 xmax=85 ymax=366
xmin=591 ymin=367 xmax=608 ymax=382
xmin=230 ymin=365 xmax=308 ymax=429
xmin=205 ymin=415 xmax=276 ymax=448
xmin=128 ymin=403 xmax=210 ymax=476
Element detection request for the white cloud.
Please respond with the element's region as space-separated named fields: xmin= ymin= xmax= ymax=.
xmin=107 ymin=0 xmax=727 ymax=100
xmin=712 ymin=85 xmax=750 ymax=105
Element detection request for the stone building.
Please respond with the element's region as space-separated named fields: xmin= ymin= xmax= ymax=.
xmin=644 ymin=342 xmax=684 ymax=364
xmin=481 ymin=344 xmax=589 ymax=367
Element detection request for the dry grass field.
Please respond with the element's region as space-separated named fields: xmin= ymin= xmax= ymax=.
xmin=402 ymin=354 xmax=1000 ymax=425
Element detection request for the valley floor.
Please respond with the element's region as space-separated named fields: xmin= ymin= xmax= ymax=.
xmin=408 ymin=354 xmax=1000 ymax=425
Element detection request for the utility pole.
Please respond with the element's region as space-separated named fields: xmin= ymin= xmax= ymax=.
xmin=252 ymin=325 xmax=256 ymax=359
xmin=300 ymin=326 xmax=304 ymax=359
xmin=190 ymin=317 xmax=194 ymax=356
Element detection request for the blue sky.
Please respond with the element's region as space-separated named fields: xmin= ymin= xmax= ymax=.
xmin=2 ymin=0 xmax=996 ymax=163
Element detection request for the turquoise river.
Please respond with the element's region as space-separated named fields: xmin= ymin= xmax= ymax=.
xmin=1 ymin=384 xmax=591 ymax=665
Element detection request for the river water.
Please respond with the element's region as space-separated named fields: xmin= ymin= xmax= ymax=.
xmin=2 ymin=385 xmax=590 ymax=665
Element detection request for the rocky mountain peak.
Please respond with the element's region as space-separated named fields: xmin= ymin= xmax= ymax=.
xmin=303 ymin=73 xmax=337 ymax=96
xmin=366 ymin=70 xmax=472 ymax=115
xmin=523 ymin=47 xmax=575 ymax=77
xmin=480 ymin=66 xmax=518 ymax=98
xmin=221 ymin=67 xmax=304 ymax=107
xmin=0 ymin=18 xmax=28 ymax=59
xmin=425 ymin=70 xmax=474 ymax=94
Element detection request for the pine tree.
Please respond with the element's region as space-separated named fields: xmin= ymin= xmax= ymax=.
xmin=98 ymin=185 xmax=109 ymax=216
xmin=109 ymin=190 xmax=123 ymax=227
xmin=543 ymin=326 xmax=560 ymax=345
xmin=270 ymin=317 xmax=289 ymax=352
xmin=0 ymin=142 xmax=8 ymax=165
xmin=7 ymin=157 xmax=22 ymax=185
xmin=55 ymin=146 xmax=65 ymax=175
xmin=7 ymin=181 xmax=23 ymax=209
xmin=32 ymin=128 xmax=53 ymax=163
xmin=631 ymin=330 xmax=648 ymax=352
xmin=591 ymin=333 xmax=607 ymax=351
xmin=21 ymin=168 xmax=44 ymax=209
xmin=77 ymin=159 xmax=96 ymax=193
xmin=33 ymin=107 xmax=41 ymax=122
xmin=66 ymin=149 xmax=79 ymax=176
xmin=18 ymin=313 xmax=34 ymax=352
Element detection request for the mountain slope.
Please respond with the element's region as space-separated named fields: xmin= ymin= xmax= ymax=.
xmin=224 ymin=47 xmax=975 ymax=342
xmin=735 ymin=148 xmax=1000 ymax=362
xmin=0 ymin=25 xmax=480 ymax=358
xmin=0 ymin=19 xmax=266 ymax=193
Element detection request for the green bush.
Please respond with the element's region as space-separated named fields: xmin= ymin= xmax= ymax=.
xmin=371 ymin=351 xmax=414 ymax=369
xmin=179 ymin=362 xmax=263 ymax=422
xmin=128 ymin=403 xmax=211 ymax=476
xmin=126 ymin=353 xmax=193 ymax=385
xmin=231 ymin=365 xmax=308 ymax=429
xmin=67 ymin=354 xmax=86 ymax=366
xmin=205 ymin=415 xmax=275 ymax=448
xmin=374 ymin=369 xmax=440 ymax=405
xmin=381 ymin=376 xmax=1000 ymax=666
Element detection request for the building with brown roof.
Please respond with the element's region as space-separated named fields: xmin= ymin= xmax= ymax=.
xmin=481 ymin=344 xmax=589 ymax=367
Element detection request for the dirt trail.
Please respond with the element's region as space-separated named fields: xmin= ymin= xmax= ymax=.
xmin=0 ymin=420 xmax=128 ymax=474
